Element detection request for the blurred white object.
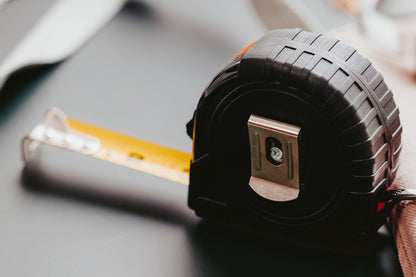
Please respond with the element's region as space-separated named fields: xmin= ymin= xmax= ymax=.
xmin=361 ymin=0 xmax=400 ymax=53
xmin=251 ymin=0 xmax=354 ymax=32
xmin=0 ymin=0 xmax=124 ymax=91
xmin=361 ymin=10 xmax=400 ymax=52
xmin=378 ymin=0 xmax=416 ymax=17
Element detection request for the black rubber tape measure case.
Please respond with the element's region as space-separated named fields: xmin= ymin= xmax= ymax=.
xmin=186 ymin=28 xmax=403 ymax=252
xmin=24 ymin=28 xmax=415 ymax=253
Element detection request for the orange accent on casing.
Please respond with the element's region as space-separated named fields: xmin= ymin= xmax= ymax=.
xmin=232 ymin=41 xmax=257 ymax=60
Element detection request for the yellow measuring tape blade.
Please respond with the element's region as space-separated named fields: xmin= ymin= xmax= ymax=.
xmin=68 ymin=119 xmax=192 ymax=185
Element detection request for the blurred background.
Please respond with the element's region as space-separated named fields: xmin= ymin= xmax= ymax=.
xmin=0 ymin=0 xmax=415 ymax=276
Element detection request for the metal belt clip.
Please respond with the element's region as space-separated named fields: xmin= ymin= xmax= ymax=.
xmin=248 ymin=115 xmax=301 ymax=202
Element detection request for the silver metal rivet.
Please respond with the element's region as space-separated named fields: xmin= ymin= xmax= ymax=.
xmin=270 ymin=146 xmax=283 ymax=162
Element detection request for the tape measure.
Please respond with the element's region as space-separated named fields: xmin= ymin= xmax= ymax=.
xmin=23 ymin=29 xmax=416 ymax=252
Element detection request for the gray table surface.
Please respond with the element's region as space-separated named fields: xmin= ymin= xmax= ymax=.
xmin=0 ymin=1 xmax=403 ymax=276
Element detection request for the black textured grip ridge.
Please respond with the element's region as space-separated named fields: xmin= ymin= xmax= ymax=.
xmin=237 ymin=29 xmax=402 ymax=192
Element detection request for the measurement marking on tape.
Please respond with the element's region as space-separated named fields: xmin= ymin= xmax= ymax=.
xmin=22 ymin=108 xmax=191 ymax=185
xmin=68 ymin=119 xmax=191 ymax=184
